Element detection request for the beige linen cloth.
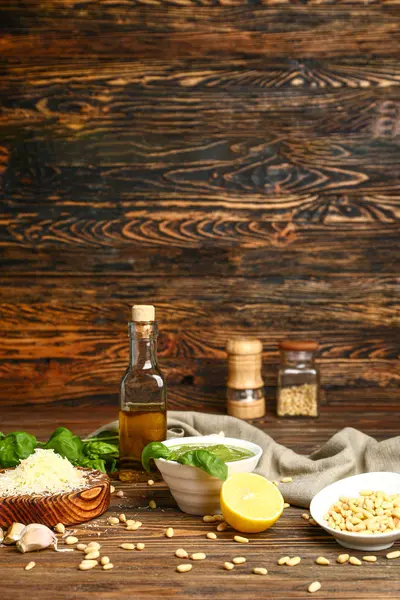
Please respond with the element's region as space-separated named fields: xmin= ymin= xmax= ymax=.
xmin=92 ymin=410 xmax=400 ymax=508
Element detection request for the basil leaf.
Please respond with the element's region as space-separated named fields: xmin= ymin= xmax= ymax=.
xmin=141 ymin=442 xmax=171 ymax=472
xmin=84 ymin=441 xmax=118 ymax=459
xmin=43 ymin=427 xmax=83 ymax=465
xmin=180 ymin=449 xmax=228 ymax=481
xmin=0 ymin=432 xmax=4 ymax=441
xmin=0 ymin=432 xmax=37 ymax=468
xmin=80 ymin=456 xmax=107 ymax=473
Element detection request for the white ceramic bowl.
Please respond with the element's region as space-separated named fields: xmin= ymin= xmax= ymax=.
xmin=155 ymin=435 xmax=262 ymax=515
xmin=310 ymin=472 xmax=400 ymax=551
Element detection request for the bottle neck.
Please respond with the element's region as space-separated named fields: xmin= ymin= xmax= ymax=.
xmin=129 ymin=322 xmax=158 ymax=369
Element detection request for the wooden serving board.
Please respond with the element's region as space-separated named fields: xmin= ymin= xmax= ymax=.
xmin=0 ymin=468 xmax=110 ymax=527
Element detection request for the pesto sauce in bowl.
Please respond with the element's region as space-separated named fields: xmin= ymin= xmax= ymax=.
xmin=168 ymin=443 xmax=255 ymax=463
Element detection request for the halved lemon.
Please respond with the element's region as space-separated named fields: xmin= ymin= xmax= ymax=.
xmin=220 ymin=473 xmax=284 ymax=533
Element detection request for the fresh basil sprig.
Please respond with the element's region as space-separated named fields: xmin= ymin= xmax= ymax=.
xmin=180 ymin=449 xmax=228 ymax=481
xmin=141 ymin=442 xmax=228 ymax=481
xmin=0 ymin=428 xmax=119 ymax=474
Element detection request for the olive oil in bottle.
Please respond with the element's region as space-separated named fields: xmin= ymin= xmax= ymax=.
xmin=119 ymin=305 xmax=167 ymax=481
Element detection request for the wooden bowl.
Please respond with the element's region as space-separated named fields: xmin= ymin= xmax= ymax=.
xmin=0 ymin=468 xmax=111 ymax=528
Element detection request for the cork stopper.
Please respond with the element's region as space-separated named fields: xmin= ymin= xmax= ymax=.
xmin=279 ymin=340 xmax=318 ymax=352
xmin=132 ymin=305 xmax=155 ymax=322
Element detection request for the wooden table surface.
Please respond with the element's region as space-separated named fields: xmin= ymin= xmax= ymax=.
xmin=1 ymin=404 xmax=400 ymax=600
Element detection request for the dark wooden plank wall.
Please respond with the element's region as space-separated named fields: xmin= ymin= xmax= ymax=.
xmin=0 ymin=1 xmax=399 ymax=413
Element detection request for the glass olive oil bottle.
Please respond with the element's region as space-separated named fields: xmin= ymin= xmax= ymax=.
xmin=119 ymin=305 xmax=167 ymax=481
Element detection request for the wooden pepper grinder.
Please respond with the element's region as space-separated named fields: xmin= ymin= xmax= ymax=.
xmin=226 ymin=338 xmax=265 ymax=420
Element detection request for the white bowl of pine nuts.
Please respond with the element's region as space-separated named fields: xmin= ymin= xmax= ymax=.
xmin=310 ymin=472 xmax=400 ymax=551
xmin=155 ymin=436 xmax=262 ymax=516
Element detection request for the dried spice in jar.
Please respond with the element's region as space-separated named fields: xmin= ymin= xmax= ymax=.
xmin=277 ymin=341 xmax=320 ymax=417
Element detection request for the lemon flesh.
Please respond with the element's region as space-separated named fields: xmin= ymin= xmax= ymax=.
xmin=220 ymin=473 xmax=284 ymax=533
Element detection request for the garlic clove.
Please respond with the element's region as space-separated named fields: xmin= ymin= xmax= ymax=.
xmin=19 ymin=523 xmax=54 ymax=537
xmin=4 ymin=522 xmax=25 ymax=545
xmin=16 ymin=524 xmax=57 ymax=553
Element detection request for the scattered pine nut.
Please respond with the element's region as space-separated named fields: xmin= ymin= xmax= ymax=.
xmin=309 ymin=518 xmax=317 ymax=526
xmin=191 ymin=553 xmax=206 ymax=561
xmin=203 ymin=515 xmax=216 ymax=523
xmin=149 ymin=500 xmax=157 ymax=509
xmin=119 ymin=514 xmax=127 ymax=523
xmin=165 ymin=528 xmax=174 ymax=538
xmin=120 ymin=543 xmax=135 ymax=550
xmin=85 ymin=550 xmax=100 ymax=560
xmin=272 ymin=481 xmax=279 ymax=486
xmin=206 ymin=532 xmax=217 ymax=540
xmin=349 ymin=556 xmax=362 ymax=566
xmin=103 ymin=563 xmax=114 ymax=570
xmin=315 ymin=556 xmax=330 ymax=565
xmin=77 ymin=544 xmax=87 ymax=551
xmin=101 ymin=556 xmax=110 ymax=566
xmin=302 ymin=513 xmax=310 ymax=521
xmin=79 ymin=560 xmax=98 ymax=571
xmin=175 ymin=549 xmax=188 ymax=559
xmin=278 ymin=556 xmax=290 ymax=565
xmin=281 ymin=477 xmax=293 ymax=483
xmin=360 ymin=490 xmax=373 ymax=496
xmin=252 ymin=567 xmax=268 ymax=575
xmin=337 ymin=554 xmax=350 ymax=564
xmin=110 ymin=485 xmax=115 ymax=493
xmin=283 ymin=503 xmax=290 ymax=508
xmin=234 ymin=535 xmax=249 ymax=544
xmin=362 ymin=556 xmax=377 ymax=562
xmin=25 ymin=561 xmax=35 ymax=571
xmin=126 ymin=520 xmax=142 ymax=531
xmin=287 ymin=556 xmax=301 ymax=566
xmin=116 ymin=490 xmax=124 ymax=498
xmin=386 ymin=550 xmax=400 ymax=559
xmin=147 ymin=480 xmax=154 ymax=486
xmin=224 ymin=562 xmax=234 ymax=570
xmin=54 ymin=523 xmax=65 ymax=534
xmin=87 ymin=542 xmax=101 ymax=550
xmin=232 ymin=557 xmax=246 ymax=565
xmin=217 ymin=522 xmax=228 ymax=532
xmin=136 ymin=543 xmax=145 ymax=551
xmin=65 ymin=536 xmax=79 ymax=545
xmin=308 ymin=581 xmax=321 ymax=593
xmin=176 ymin=564 xmax=192 ymax=573
xmin=213 ymin=515 xmax=225 ymax=522
xmin=107 ymin=517 xmax=119 ymax=525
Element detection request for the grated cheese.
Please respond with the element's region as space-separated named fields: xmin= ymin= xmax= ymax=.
xmin=0 ymin=449 xmax=87 ymax=497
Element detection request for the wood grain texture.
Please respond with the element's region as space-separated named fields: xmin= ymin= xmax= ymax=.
xmin=2 ymin=405 xmax=400 ymax=599
xmin=1 ymin=5 xmax=400 ymax=61
xmin=0 ymin=0 xmax=399 ymax=413
xmin=0 ymin=469 xmax=110 ymax=528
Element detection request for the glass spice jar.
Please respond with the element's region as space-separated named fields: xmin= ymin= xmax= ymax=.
xmin=277 ymin=340 xmax=320 ymax=417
